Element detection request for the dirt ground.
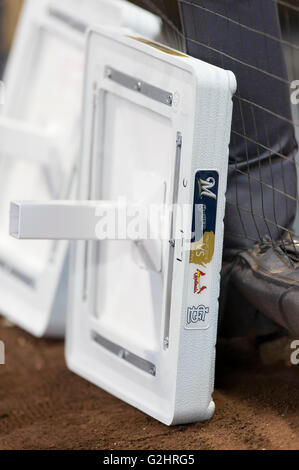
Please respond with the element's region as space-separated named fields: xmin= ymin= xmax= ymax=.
xmin=0 ymin=317 xmax=298 ymax=450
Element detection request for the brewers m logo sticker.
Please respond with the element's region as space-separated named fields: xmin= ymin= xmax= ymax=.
xmin=190 ymin=171 xmax=219 ymax=267
xmin=198 ymin=177 xmax=217 ymax=199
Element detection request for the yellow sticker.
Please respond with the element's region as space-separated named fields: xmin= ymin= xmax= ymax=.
xmin=128 ymin=36 xmax=188 ymax=58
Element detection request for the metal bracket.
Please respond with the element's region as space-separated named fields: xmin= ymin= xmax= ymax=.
xmin=105 ymin=66 xmax=173 ymax=107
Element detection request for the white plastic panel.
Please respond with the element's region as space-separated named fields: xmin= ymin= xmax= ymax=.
xmin=24 ymin=30 xmax=83 ymax=127
xmin=62 ymin=29 xmax=236 ymax=424
xmin=94 ymin=93 xmax=172 ymax=349
xmin=0 ymin=0 xmax=161 ymax=337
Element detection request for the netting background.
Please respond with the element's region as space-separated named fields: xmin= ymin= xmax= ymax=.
xmin=133 ymin=0 xmax=299 ymax=255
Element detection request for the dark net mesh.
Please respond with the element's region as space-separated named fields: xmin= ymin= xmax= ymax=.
xmin=133 ymin=0 xmax=299 ymax=252
xmin=132 ymin=0 xmax=299 ymax=336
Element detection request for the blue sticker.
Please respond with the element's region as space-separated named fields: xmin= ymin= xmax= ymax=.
xmin=189 ymin=170 xmax=219 ymax=266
